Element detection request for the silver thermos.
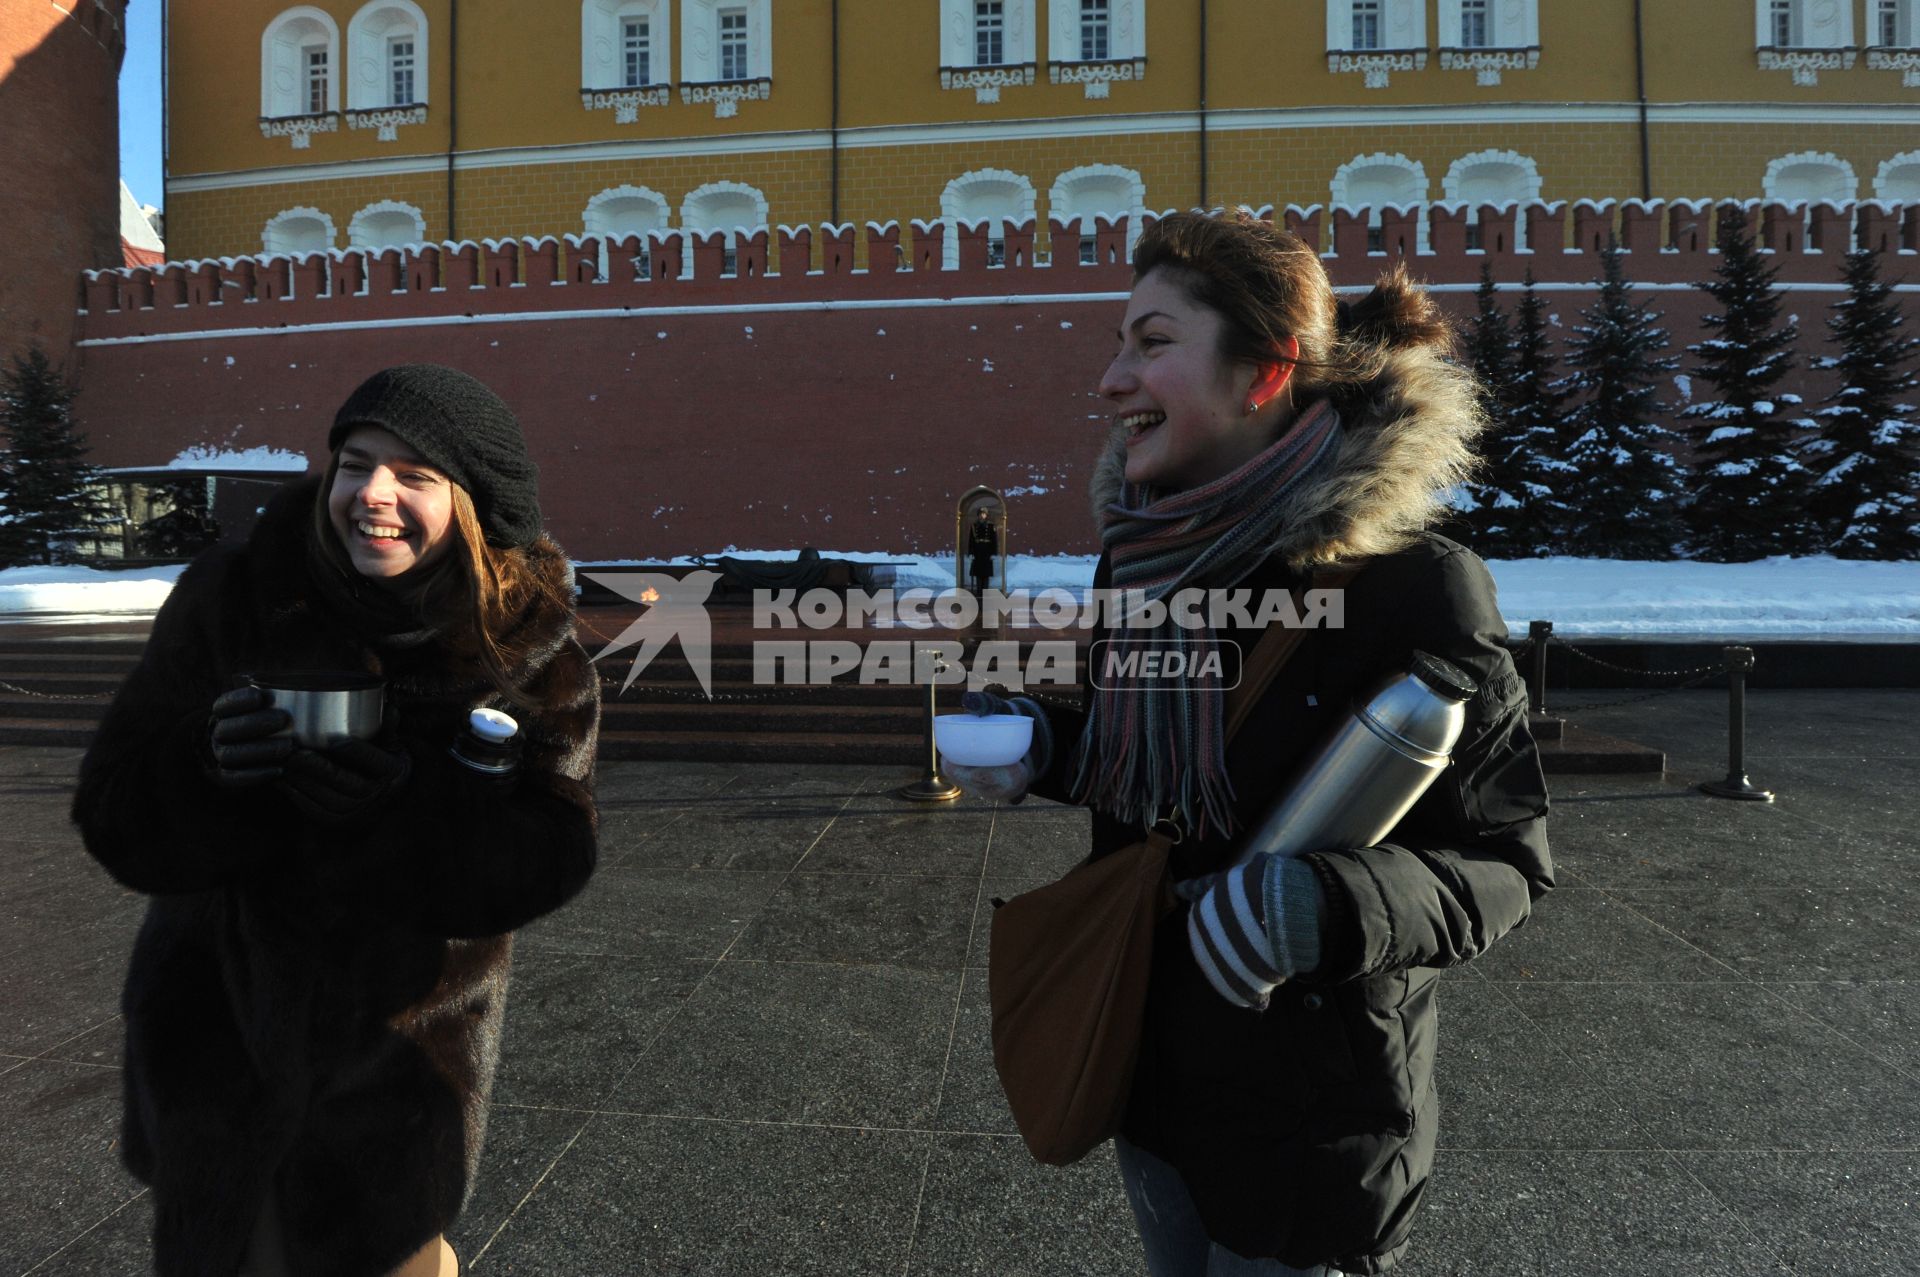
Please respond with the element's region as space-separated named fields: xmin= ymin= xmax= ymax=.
xmin=1182 ymin=656 xmax=1482 ymax=1006
xmin=1188 ymin=652 xmax=1479 ymax=1009
xmin=1245 ymin=651 xmax=1478 ymax=862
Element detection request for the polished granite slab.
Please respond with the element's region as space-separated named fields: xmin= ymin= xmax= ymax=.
xmin=6 ymin=689 xmax=1917 ymax=1274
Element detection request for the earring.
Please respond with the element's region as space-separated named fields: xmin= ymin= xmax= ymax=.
xmin=1244 ymin=397 xmax=1260 ymax=416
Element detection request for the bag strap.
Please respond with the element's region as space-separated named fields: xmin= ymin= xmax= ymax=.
xmin=1222 ymin=566 xmax=1362 ymax=746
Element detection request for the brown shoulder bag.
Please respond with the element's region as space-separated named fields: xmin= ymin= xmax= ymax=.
xmin=986 ymin=575 xmax=1349 ymax=1166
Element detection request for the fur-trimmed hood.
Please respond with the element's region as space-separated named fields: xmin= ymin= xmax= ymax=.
xmin=1089 ymin=351 xmax=1486 ymax=569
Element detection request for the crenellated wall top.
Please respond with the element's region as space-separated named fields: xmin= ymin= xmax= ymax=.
xmin=76 ymin=200 xmax=1920 ymax=344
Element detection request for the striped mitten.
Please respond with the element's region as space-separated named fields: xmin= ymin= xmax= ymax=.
xmin=1186 ymin=855 xmax=1322 ymax=1010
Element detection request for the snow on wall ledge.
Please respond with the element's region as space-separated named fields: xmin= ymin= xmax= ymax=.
xmin=65 ymin=202 xmax=1920 ymax=563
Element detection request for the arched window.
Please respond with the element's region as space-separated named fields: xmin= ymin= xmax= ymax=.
xmin=1049 ymin=164 xmax=1144 ymax=264
xmin=1332 ymin=153 xmax=1429 ymax=252
xmin=1763 ymin=152 xmax=1858 ymax=204
xmin=1873 ymin=151 xmax=1920 ymax=201
xmin=680 ymin=181 xmax=768 ymax=277
xmin=261 ymin=7 xmax=339 ymax=118
xmin=942 ymin=169 xmax=1036 ymax=268
xmin=586 ymin=185 xmax=671 ymax=238
xmin=263 ymin=207 xmax=337 ymax=255
xmin=1443 ymin=150 xmax=1541 ymax=249
xmin=583 ymin=0 xmax=672 ymax=89
xmin=348 ymin=200 xmax=427 ymax=249
xmin=346 ymin=0 xmax=429 ymax=109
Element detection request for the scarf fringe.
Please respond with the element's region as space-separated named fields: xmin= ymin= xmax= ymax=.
xmin=1070 ymin=401 xmax=1342 ymax=837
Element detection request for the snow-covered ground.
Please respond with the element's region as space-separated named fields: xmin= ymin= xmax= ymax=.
xmin=3 ymin=554 xmax=1916 ymax=638
xmin=0 ymin=564 xmax=186 ymax=620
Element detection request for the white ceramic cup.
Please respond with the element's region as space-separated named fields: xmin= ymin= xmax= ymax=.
xmin=933 ymin=713 xmax=1034 ymax=768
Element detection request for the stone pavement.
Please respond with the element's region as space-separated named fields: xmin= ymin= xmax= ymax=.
xmin=2 ymin=689 xmax=1916 ymax=1276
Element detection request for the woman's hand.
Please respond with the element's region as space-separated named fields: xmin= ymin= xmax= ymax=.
xmin=943 ymin=685 xmax=1051 ymax=803
xmin=278 ymin=738 xmax=413 ymax=826
xmin=941 ymin=757 xmax=1032 ymax=804
xmin=205 ymin=686 xmax=293 ymax=786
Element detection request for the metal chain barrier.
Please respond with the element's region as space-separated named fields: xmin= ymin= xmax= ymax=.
xmin=1554 ymin=640 xmax=1723 ymax=681
xmin=1545 ymin=667 xmax=1721 ymax=714
xmin=0 ymin=679 xmax=115 ymax=702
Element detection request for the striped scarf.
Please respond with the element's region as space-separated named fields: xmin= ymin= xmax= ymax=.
xmin=1069 ymin=399 xmax=1343 ymax=837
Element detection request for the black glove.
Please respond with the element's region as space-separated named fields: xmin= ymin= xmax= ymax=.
xmin=277 ymin=738 xmax=413 ymax=827
xmin=205 ymin=685 xmax=293 ymax=786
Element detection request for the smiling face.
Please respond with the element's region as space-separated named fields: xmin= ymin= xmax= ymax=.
xmin=326 ymin=426 xmax=458 ymax=581
xmin=1099 ymin=268 xmax=1271 ymax=493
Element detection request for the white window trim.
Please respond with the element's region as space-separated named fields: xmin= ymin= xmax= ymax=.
xmin=346 ymin=0 xmax=429 ymax=110
xmin=585 ymin=184 xmax=671 ymax=235
xmin=1441 ymin=149 xmax=1542 ymax=203
xmin=678 ymin=0 xmax=771 ymax=115
xmin=1437 ymin=0 xmax=1537 ymax=48
xmin=582 ymin=0 xmax=671 ymax=90
xmin=1762 ymin=151 xmax=1860 ymax=204
xmin=1331 ymin=151 xmax=1430 ymax=252
xmin=681 ymin=0 xmax=770 ymax=81
xmin=940 ymin=0 xmax=1037 ymax=99
xmin=1046 ymin=0 xmax=1144 ymax=97
xmin=1865 ymin=1 xmax=1920 ymax=80
xmin=678 ymin=180 xmax=768 ymax=276
xmin=1326 ymin=0 xmax=1424 ymax=51
xmin=1441 ymin=150 xmax=1540 ymax=249
xmin=1874 ymin=150 xmax=1920 ymax=199
xmin=1753 ymin=0 xmax=1854 ymax=47
xmin=262 ymin=206 xmax=338 ymax=257
xmin=261 ymin=7 xmax=341 ymax=120
xmin=1436 ymin=0 xmax=1538 ymax=81
xmin=1325 ymin=0 xmax=1427 ymax=86
xmin=1048 ymin=163 xmax=1146 ymax=259
xmin=941 ymin=168 xmax=1037 ymax=269
xmin=584 ymin=185 xmax=671 ymax=280
xmin=347 ymin=199 xmax=428 ymax=249
xmin=1754 ymin=0 xmax=1856 ymax=81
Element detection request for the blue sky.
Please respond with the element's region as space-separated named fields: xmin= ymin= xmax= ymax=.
xmin=119 ymin=1 xmax=164 ymax=212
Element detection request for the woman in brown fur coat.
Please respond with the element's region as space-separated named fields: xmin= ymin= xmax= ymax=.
xmin=72 ymin=365 xmax=601 ymax=1277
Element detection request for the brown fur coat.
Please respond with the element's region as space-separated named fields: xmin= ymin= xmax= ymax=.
xmin=71 ymin=477 xmax=600 ymax=1277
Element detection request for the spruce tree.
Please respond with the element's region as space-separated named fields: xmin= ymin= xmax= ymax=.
xmin=1502 ymin=269 xmax=1578 ymax=554
xmin=1456 ymin=262 xmax=1525 ymax=555
xmin=1681 ymin=205 xmax=1812 ymax=560
xmin=1803 ymin=249 xmax=1920 ymax=559
xmin=0 ymin=348 xmax=115 ymax=566
xmin=1556 ymin=240 xmax=1683 ymax=558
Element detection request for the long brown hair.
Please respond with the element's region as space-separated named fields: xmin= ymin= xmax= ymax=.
xmin=313 ymin=454 xmax=574 ymax=709
xmin=1129 ymin=210 xmax=1459 ymax=420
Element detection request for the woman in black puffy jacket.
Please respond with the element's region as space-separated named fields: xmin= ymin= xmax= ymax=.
xmin=951 ymin=212 xmax=1552 ymax=1276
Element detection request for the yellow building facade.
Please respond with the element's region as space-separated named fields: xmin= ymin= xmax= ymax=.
xmin=166 ymin=0 xmax=1920 ymax=264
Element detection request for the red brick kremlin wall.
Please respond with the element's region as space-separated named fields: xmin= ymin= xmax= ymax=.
xmin=0 ymin=0 xmax=128 ymax=364
xmin=71 ymin=203 xmax=1920 ymax=559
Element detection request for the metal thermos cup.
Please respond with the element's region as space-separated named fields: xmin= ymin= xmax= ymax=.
xmin=1244 ymin=651 xmax=1477 ymax=862
xmin=249 ymin=673 xmax=385 ymax=749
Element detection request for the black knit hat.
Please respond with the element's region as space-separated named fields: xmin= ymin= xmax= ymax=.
xmin=329 ymin=364 xmax=542 ymax=548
